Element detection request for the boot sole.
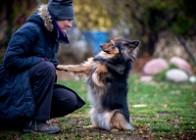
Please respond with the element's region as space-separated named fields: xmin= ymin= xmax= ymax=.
xmin=22 ymin=128 xmax=60 ymax=134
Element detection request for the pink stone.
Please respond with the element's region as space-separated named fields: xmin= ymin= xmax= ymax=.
xmin=143 ymin=58 xmax=168 ymax=75
xmin=170 ymin=56 xmax=193 ymax=75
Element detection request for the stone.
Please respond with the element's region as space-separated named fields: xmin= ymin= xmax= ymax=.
xmin=170 ymin=56 xmax=193 ymax=75
xmin=143 ymin=58 xmax=168 ymax=75
xmin=189 ymin=76 xmax=196 ymax=83
xmin=166 ymin=69 xmax=189 ymax=82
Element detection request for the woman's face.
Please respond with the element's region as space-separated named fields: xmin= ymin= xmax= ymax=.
xmin=56 ymin=20 xmax=72 ymax=32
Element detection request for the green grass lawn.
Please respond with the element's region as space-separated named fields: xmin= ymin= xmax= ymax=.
xmin=0 ymin=75 xmax=195 ymax=140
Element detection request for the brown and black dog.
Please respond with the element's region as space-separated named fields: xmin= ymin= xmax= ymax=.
xmin=57 ymin=37 xmax=140 ymax=130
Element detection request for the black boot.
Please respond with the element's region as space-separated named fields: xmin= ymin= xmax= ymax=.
xmin=23 ymin=121 xmax=60 ymax=134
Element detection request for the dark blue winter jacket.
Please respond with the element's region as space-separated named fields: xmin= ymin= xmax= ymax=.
xmin=0 ymin=5 xmax=84 ymax=121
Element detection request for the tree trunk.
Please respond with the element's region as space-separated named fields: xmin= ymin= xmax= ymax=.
xmin=145 ymin=32 xmax=158 ymax=56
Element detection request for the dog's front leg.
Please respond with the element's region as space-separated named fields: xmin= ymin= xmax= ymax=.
xmin=57 ymin=64 xmax=89 ymax=73
xmin=94 ymin=57 xmax=125 ymax=75
xmin=56 ymin=65 xmax=69 ymax=71
xmin=57 ymin=57 xmax=94 ymax=74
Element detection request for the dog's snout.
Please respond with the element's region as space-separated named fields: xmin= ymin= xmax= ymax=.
xmin=100 ymin=44 xmax=104 ymax=49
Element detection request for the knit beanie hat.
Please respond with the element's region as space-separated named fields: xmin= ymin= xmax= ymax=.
xmin=48 ymin=0 xmax=74 ymax=20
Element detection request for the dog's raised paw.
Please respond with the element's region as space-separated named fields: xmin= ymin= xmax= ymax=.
xmin=56 ymin=65 xmax=67 ymax=71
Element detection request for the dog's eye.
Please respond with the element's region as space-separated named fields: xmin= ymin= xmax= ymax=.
xmin=112 ymin=46 xmax=117 ymax=50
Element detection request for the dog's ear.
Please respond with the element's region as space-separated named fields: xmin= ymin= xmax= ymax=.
xmin=125 ymin=40 xmax=140 ymax=49
xmin=131 ymin=40 xmax=140 ymax=47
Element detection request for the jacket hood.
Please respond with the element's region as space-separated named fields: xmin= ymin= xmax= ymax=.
xmin=27 ymin=4 xmax=69 ymax=44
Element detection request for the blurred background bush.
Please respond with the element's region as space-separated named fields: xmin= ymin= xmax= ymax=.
xmin=0 ymin=0 xmax=195 ymax=74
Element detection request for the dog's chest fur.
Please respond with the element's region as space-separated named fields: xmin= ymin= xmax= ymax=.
xmin=87 ymin=58 xmax=129 ymax=111
xmin=87 ymin=62 xmax=108 ymax=110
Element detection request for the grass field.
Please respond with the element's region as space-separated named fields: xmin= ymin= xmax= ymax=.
xmin=0 ymin=75 xmax=195 ymax=140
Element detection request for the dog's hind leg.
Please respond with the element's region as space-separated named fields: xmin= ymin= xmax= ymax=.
xmin=83 ymin=125 xmax=98 ymax=129
xmin=83 ymin=108 xmax=99 ymax=129
xmin=111 ymin=112 xmax=135 ymax=130
xmin=83 ymin=118 xmax=99 ymax=129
